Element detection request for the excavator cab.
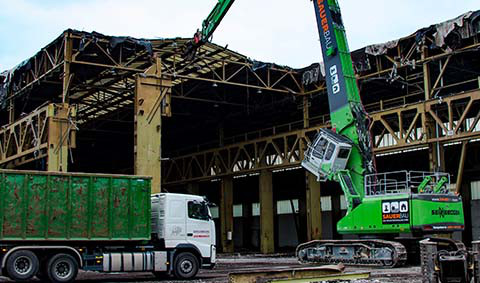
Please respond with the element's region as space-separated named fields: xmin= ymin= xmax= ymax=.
xmin=302 ymin=129 xmax=353 ymax=181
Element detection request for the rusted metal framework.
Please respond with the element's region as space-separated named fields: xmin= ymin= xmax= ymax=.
xmin=0 ymin=30 xmax=306 ymax=171
xmin=1 ymin=11 xmax=479 ymax=186
xmin=0 ymin=12 xmax=479 ymax=254
xmin=163 ymin=89 xmax=480 ymax=185
xmin=163 ymin=11 xmax=480 ymax=186
xmin=163 ymin=125 xmax=322 ymax=185
xmin=0 ymin=104 xmax=75 ymax=170
xmin=0 ymin=105 xmax=50 ymax=168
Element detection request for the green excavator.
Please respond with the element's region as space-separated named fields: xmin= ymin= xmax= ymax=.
xmin=188 ymin=0 xmax=465 ymax=267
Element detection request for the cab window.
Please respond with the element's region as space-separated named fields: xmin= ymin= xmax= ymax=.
xmin=188 ymin=201 xmax=210 ymax=221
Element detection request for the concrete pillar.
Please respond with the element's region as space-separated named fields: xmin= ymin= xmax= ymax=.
xmin=220 ymin=176 xmax=234 ymax=253
xmin=47 ymin=104 xmax=74 ymax=172
xmin=259 ymin=170 xmax=275 ymax=254
xmin=306 ymin=173 xmax=322 ymax=240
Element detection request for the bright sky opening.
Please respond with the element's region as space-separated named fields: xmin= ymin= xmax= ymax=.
xmin=0 ymin=0 xmax=478 ymax=70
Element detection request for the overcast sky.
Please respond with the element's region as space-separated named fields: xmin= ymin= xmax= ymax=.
xmin=0 ymin=0 xmax=478 ymax=71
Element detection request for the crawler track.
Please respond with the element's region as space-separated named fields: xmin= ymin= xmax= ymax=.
xmin=296 ymin=239 xmax=407 ymax=267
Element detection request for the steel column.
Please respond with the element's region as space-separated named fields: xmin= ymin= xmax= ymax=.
xmin=47 ymin=104 xmax=74 ymax=172
xmin=259 ymin=169 xmax=275 ymax=254
xmin=306 ymin=173 xmax=322 ymax=241
xmin=220 ymin=176 xmax=234 ymax=253
xmin=134 ymin=59 xmax=171 ymax=193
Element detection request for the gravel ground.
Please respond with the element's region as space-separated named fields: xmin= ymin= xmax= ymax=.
xmin=0 ymin=254 xmax=423 ymax=282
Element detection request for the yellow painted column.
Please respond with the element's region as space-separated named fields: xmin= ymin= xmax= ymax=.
xmin=134 ymin=59 xmax=172 ymax=194
xmin=306 ymin=173 xmax=322 ymax=240
xmin=259 ymin=170 xmax=275 ymax=254
xmin=220 ymin=177 xmax=234 ymax=253
xmin=47 ymin=104 xmax=74 ymax=172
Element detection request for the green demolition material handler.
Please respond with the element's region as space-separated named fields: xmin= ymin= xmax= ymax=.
xmin=190 ymin=0 xmax=465 ymax=267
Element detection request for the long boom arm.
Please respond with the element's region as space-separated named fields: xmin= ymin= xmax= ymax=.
xmin=187 ymin=0 xmax=465 ymax=268
xmin=188 ymin=0 xmax=374 ymax=209
xmin=184 ymin=0 xmax=235 ymax=59
xmin=302 ymin=0 xmax=374 ymax=209
xmin=200 ymin=0 xmax=235 ymax=43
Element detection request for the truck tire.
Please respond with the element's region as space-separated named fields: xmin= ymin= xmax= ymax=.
xmin=6 ymin=250 xmax=39 ymax=282
xmin=173 ymin=252 xmax=199 ymax=279
xmin=46 ymin=253 xmax=79 ymax=283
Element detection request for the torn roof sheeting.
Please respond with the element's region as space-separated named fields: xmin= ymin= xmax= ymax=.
xmin=0 ymin=29 xmax=155 ymax=109
xmin=0 ymin=71 xmax=7 ymax=108
xmin=364 ymin=10 xmax=480 ymax=56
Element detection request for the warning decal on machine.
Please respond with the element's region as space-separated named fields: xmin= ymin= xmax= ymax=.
xmin=381 ymin=199 xmax=409 ymax=224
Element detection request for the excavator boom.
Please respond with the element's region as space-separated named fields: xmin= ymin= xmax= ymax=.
xmin=201 ymin=0 xmax=235 ymax=43
xmin=187 ymin=0 xmax=465 ymax=268
xmin=184 ymin=0 xmax=235 ymax=59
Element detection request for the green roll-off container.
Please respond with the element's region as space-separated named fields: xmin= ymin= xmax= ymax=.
xmin=0 ymin=170 xmax=151 ymax=241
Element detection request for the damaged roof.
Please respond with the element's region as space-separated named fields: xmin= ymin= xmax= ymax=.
xmin=1 ymin=10 xmax=480 ymax=116
xmin=352 ymin=10 xmax=480 ymax=73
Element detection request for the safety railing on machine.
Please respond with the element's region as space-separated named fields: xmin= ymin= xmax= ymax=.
xmin=364 ymin=171 xmax=451 ymax=196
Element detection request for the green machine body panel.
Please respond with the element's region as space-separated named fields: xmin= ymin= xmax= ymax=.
xmin=0 ymin=169 xmax=151 ymax=241
xmin=410 ymin=194 xmax=464 ymax=232
xmin=337 ymin=193 xmax=464 ymax=235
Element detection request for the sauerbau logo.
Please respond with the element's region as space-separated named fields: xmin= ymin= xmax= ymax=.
xmin=316 ymin=0 xmax=332 ymax=50
xmin=382 ymin=199 xmax=409 ymax=224
xmin=315 ymin=0 xmax=341 ymax=96
xmin=432 ymin=207 xmax=460 ymax=218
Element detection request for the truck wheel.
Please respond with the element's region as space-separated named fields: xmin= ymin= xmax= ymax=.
xmin=46 ymin=254 xmax=78 ymax=283
xmin=173 ymin=252 xmax=199 ymax=279
xmin=6 ymin=250 xmax=39 ymax=282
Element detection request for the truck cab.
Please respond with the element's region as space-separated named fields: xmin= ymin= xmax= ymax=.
xmin=151 ymin=193 xmax=216 ymax=270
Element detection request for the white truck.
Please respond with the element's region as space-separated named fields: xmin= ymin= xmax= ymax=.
xmin=0 ymin=169 xmax=216 ymax=283
xmin=150 ymin=193 xmax=217 ymax=279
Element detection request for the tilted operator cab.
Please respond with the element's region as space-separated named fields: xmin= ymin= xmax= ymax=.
xmin=302 ymin=129 xmax=352 ymax=181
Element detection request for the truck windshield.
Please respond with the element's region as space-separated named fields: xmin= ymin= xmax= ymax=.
xmin=188 ymin=201 xmax=210 ymax=221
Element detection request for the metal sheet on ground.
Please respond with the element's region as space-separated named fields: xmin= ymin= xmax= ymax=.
xmin=228 ymin=264 xmax=345 ymax=283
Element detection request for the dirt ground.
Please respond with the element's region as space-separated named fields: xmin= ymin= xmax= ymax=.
xmin=0 ymin=254 xmax=423 ymax=282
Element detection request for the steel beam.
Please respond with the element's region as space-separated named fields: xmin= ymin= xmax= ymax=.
xmin=0 ymin=103 xmax=75 ymax=171
xmin=164 ymin=89 xmax=480 ymax=185
xmin=228 ymin=264 xmax=351 ymax=283
xmin=134 ymin=60 xmax=172 ymax=193
xmin=47 ymin=104 xmax=75 ymax=172
xmin=259 ymin=169 xmax=275 ymax=254
xmin=220 ymin=176 xmax=234 ymax=253
xmin=306 ymin=173 xmax=322 ymax=241
xmin=62 ymin=31 xmax=73 ymax=103
xmin=456 ymin=141 xmax=468 ymax=194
